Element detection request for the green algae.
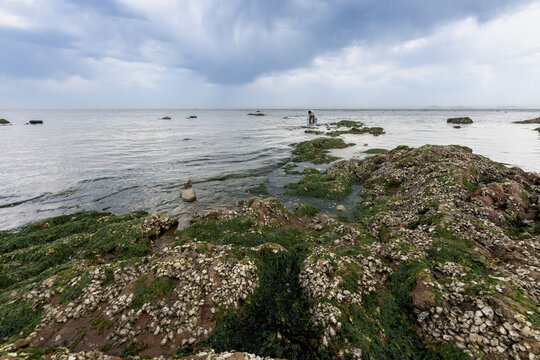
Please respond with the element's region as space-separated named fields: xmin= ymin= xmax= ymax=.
xmin=364 ymin=148 xmax=388 ymax=154
xmin=246 ymin=183 xmax=269 ymax=196
xmin=328 ymin=127 xmax=385 ymax=137
xmin=91 ymin=315 xmax=114 ymax=335
xmin=60 ymin=272 xmax=91 ymax=303
xmin=206 ymin=247 xmax=317 ymax=359
xmin=118 ymin=341 xmax=150 ymax=357
xmin=0 ymin=300 xmax=42 ymax=342
xmin=131 ymin=275 xmax=177 ymax=310
xmin=292 ymin=138 xmax=350 ymax=164
xmin=294 ymin=203 xmax=320 ymax=217
xmin=330 ymin=120 xmax=364 ymax=128
xmin=336 ymin=261 xmax=470 ymax=360
xmin=0 ymin=211 xmax=166 ymax=293
xmin=285 ymin=168 xmax=354 ymax=200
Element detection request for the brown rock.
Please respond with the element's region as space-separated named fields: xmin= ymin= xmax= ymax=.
xmin=13 ymin=338 xmax=30 ymax=349
xmin=181 ymin=188 xmax=197 ymax=202
xmin=410 ymin=272 xmax=436 ymax=311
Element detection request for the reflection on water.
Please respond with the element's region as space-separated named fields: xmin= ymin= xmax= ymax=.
xmin=0 ymin=109 xmax=539 ymax=229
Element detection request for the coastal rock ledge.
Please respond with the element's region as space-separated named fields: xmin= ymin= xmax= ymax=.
xmin=1 ymin=145 xmax=539 ymax=360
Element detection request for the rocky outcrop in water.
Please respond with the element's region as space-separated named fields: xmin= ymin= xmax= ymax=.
xmin=513 ymin=117 xmax=540 ymax=124
xmin=1 ymin=145 xmax=539 ymax=360
xmin=0 ymin=119 xmax=10 ymax=124
xmin=447 ymin=117 xmax=473 ymax=124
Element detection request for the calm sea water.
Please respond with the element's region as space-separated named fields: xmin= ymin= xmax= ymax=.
xmin=1 ymin=109 xmax=539 ymax=230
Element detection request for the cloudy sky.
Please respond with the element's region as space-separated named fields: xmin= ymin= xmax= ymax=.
xmin=1 ymin=0 xmax=539 ymax=108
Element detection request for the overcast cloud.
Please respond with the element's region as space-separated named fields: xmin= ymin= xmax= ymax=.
xmin=0 ymin=0 xmax=539 ymax=108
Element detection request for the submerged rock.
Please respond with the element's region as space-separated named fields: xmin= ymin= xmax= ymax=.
xmin=181 ymin=188 xmax=197 ymax=202
xmin=447 ymin=117 xmax=473 ymax=124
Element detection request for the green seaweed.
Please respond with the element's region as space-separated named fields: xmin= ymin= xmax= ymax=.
xmin=0 ymin=211 xmax=157 ymax=293
xmin=292 ymin=138 xmax=350 ymax=164
xmin=285 ymin=168 xmax=354 ymax=200
xmin=0 ymin=301 xmax=42 ymax=341
xmin=60 ymin=272 xmax=90 ymax=303
xmin=294 ymin=203 xmax=320 ymax=217
xmin=338 ymin=261 xmax=470 ymax=359
xmin=246 ymin=183 xmax=269 ymax=196
xmin=131 ymin=275 xmax=177 ymax=310
xmin=363 ymin=148 xmax=389 ymax=154
xmin=205 ymin=247 xmax=318 ymax=359
xmin=330 ymin=120 xmax=364 ymax=128
xmin=90 ymin=315 xmax=114 ymax=335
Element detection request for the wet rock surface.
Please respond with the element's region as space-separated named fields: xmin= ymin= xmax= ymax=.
xmin=182 ymin=188 xmax=197 ymax=202
xmin=1 ymin=145 xmax=539 ymax=360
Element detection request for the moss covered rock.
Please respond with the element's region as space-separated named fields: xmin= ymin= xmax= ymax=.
xmin=292 ymin=137 xmax=350 ymax=164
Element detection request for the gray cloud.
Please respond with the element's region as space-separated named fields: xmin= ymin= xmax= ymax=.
xmin=0 ymin=0 xmax=535 ymax=84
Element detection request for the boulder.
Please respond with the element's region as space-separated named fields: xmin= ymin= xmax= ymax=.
xmin=0 ymin=118 xmax=9 ymax=124
xmin=447 ymin=117 xmax=473 ymax=124
xmin=13 ymin=338 xmax=30 ymax=349
xmin=161 ymin=116 xmax=171 ymax=120
xmin=534 ymin=127 xmax=540 ymax=132
xmin=181 ymin=188 xmax=197 ymax=202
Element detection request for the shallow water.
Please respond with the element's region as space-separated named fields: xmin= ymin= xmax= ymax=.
xmin=0 ymin=109 xmax=539 ymax=230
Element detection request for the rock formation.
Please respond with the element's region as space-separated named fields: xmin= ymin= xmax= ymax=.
xmin=1 ymin=145 xmax=538 ymax=360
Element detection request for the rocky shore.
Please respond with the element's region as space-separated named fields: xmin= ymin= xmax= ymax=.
xmin=1 ymin=142 xmax=539 ymax=359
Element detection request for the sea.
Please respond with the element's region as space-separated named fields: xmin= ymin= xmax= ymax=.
xmin=1 ymin=109 xmax=539 ymax=230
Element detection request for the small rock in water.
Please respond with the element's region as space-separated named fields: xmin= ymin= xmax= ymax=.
xmin=336 ymin=205 xmax=345 ymax=211
xmin=447 ymin=117 xmax=473 ymax=124
xmin=0 ymin=118 xmax=10 ymax=124
xmin=181 ymin=188 xmax=197 ymax=202
xmin=161 ymin=116 xmax=171 ymax=119
xmin=183 ymin=180 xmax=193 ymax=189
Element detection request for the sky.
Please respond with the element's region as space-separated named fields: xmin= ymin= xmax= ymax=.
xmin=1 ymin=0 xmax=540 ymax=108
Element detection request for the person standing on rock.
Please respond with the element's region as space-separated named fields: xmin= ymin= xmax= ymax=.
xmin=308 ymin=110 xmax=316 ymax=125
